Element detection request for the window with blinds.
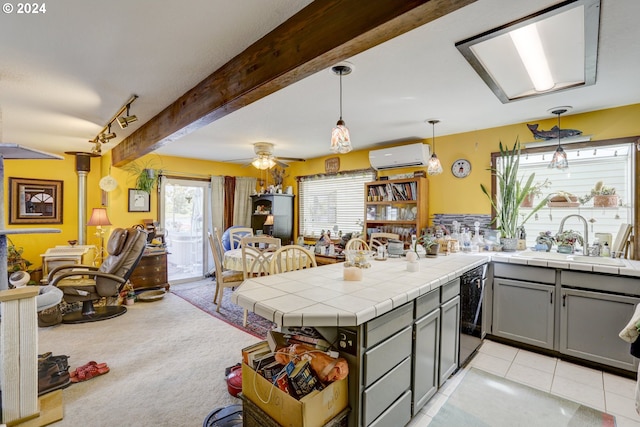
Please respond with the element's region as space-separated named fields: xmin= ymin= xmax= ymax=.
xmin=299 ymin=170 xmax=376 ymax=237
xmin=506 ymin=142 xmax=634 ymax=248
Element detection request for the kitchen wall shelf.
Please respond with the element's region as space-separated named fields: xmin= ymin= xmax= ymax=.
xmin=364 ymin=177 xmax=428 ymax=245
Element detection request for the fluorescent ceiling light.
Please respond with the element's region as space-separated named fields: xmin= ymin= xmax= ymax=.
xmin=456 ymin=0 xmax=600 ymax=103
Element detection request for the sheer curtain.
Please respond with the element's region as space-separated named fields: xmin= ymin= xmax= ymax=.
xmin=209 ymin=176 xmax=224 ymax=234
xmin=233 ymin=177 xmax=257 ymax=226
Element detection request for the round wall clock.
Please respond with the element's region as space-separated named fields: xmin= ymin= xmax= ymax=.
xmin=451 ymin=159 xmax=471 ymax=178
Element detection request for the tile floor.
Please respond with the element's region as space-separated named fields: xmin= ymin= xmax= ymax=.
xmin=407 ymin=339 xmax=640 ymax=427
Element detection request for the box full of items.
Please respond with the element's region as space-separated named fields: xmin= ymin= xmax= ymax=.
xmin=241 ymin=327 xmax=349 ymax=427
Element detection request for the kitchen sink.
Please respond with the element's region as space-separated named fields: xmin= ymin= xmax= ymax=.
xmin=513 ymin=250 xmax=625 ymax=266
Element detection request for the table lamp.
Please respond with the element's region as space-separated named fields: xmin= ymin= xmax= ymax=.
xmin=87 ymin=207 xmax=112 ymax=263
xmin=263 ymin=214 xmax=274 ymax=236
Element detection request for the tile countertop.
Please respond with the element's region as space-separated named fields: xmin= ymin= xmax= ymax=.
xmin=231 ymin=253 xmax=489 ymax=328
xmin=490 ymin=251 xmax=640 ymax=277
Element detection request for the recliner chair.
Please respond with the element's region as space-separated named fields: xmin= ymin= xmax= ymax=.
xmin=49 ymin=227 xmax=147 ymax=324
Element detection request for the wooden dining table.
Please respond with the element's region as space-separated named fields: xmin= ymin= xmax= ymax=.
xmin=223 ymin=247 xmax=310 ymax=273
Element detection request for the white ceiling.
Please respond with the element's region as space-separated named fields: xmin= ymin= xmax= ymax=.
xmin=1 ymin=0 xmax=638 ymax=165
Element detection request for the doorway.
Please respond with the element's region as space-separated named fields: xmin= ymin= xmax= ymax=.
xmin=160 ymin=177 xmax=211 ymax=283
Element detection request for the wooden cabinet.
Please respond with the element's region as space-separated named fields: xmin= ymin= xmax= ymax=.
xmin=251 ymin=194 xmax=294 ymax=245
xmin=129 ymin=251 xmax=169 ymax=291
xmin=363 ymin=177 xmax=428 ymax=245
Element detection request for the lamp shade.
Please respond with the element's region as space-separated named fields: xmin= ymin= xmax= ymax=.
xmin=87 ymin=207 xmax=112 ymax=226
xmin=263 ymin=214 xmax=274 ymax=226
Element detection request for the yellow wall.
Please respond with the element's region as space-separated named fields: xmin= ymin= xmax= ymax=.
xmin=6 ymin=103 xmax=640 ymax=270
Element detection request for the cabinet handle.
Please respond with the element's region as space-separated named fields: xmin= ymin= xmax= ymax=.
xmin=550 ymin=291 xmax=553 ymax=305
xmin=562 ymin=294 xmax=566 ymax=307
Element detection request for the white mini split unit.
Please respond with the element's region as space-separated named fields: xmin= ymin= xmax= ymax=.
xmin=368 ymin=143 xmax=431 ymax=170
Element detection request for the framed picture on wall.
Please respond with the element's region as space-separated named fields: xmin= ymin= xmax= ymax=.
xmin=9 ymin=177 xmax=63 ymax=224
xmin=128 ymin=189 xmax=150 ymax=212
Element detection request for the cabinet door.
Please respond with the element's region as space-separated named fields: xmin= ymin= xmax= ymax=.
xmin=439 ymin=296 xmax=460 ymax=387
xmin=493 ymin=278 xmax=555 ymax=350
xmin=412 ymin=308 xmax=440 ymax=415
xmin=560 ymin=288 xmax=640 ymax=371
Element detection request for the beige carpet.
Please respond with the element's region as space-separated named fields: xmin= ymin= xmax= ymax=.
xmin=38 ymin=292 xmax=260 ymax=426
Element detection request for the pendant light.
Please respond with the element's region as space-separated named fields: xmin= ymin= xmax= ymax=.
xmin=548 ymin=107 xmax=570 ymax=170
xmin=330 ymin=64 xmax=353 ymax=154
xmin=427 ymin=119 xmax=443 ymax=175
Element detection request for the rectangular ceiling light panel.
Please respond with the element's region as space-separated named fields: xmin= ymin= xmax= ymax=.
xmin=456 ymin=0 xmax=600 ymax=103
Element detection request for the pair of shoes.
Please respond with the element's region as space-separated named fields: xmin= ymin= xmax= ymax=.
xmin=70 ymin=361 xmax=110 ymax=383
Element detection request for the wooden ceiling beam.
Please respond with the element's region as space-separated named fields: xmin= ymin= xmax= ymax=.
xmin=111 ymin=0 xmax=477 ymax=166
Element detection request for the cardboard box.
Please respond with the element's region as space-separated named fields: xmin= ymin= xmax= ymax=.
xmin=242 ymin=363 xmax=348 ymax=427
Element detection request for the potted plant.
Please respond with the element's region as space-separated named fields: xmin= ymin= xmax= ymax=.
xmin=414 ymin=234 xmax=440 ymax=258
xmin=521 ymin=178 xmax=551 ymax=208
xmin=579 ymin=181 xmax=618 ymax=207
xmin=125 ymin=159 xmax=162 ymax=194
xmin=535 ymin=231 xmax=556 ymax=252
xmin=555 ymin=230 xmax=584 ymax=254
xmin=480 ymin=140 xmax=549 ymax=251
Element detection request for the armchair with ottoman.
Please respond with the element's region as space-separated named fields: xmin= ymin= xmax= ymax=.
xmin=49 ymin=227 xmax=147 ymax=324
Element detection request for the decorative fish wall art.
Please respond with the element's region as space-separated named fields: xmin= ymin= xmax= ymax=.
xmin=527 ymin=123 xmax=582 ymax=140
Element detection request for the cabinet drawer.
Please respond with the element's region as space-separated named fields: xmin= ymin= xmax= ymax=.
xmin=494 ymin=263 xmax=555 ymax=284
xmin=364 ymin=326 xmax=412 ymax=386
xmin=415 ymin=288 xmax=439 ymax=319
xmin=365 ymin=302 xmax=413 ymax=348
xmin=367 ymin=389 xmax=412 ymax=427
xmin=440 ymin=278 xmax=460 ymax=303
xmin=363 ymin=357 xmax=411 ymax=426
xmin=562 ymin=271 xmax=640 ymax=297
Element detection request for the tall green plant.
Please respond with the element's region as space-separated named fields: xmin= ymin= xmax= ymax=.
xmin=480 ymin=140 xmax=549 ymax=239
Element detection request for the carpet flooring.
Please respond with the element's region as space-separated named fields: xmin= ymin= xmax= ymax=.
xmin=430 ymin=368 xmax=616 ymax=427
xmin=170 ymin=278 xmax=276 ymax=339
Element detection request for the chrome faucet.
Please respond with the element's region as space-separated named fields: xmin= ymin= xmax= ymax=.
xmin=558 ymin=214 xmax=589 ymax=254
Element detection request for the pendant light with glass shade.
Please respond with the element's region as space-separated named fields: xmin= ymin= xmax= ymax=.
xmin=427 ymin=119 xmax=443 ymax=175
xmin=330 ymin=63 xmax=353 ymax=154
xmin=548 ymin=106 xmax=570 ymax=170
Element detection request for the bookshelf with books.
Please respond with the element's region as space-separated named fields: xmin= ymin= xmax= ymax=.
xmin=364 ymin=176 xmax=428 ymax=246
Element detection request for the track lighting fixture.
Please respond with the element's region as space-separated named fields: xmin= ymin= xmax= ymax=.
xmin=87 ymin=95 xmax=138 ymax=154
xmin=117 ymin=103 xmax=138 ymax=129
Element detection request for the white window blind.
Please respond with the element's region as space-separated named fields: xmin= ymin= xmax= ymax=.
xmin=299 ymin=170 xmax=376 ymax=237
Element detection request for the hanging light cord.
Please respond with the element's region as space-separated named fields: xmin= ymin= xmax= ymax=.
xmin=557 ymin=111 xmax=561 ymax=147
xmin=339 ymin=70 xmax=344 ymax=120
xmin=432 ymin=121 xmax=436 ymax=152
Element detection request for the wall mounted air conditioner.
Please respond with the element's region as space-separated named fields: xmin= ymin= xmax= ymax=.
xmin=369 ymin=143 xmax=430 ymax=170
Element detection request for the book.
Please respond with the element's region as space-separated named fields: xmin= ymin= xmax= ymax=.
xmin=241 ymin=341 xmax=269 ymax=365
xmin=248 ymin=347 xmax=272 ymax=369
xmin=267 ymin=330 xmax=291 ymax=352
xmin=253 ymin=352 xmax=276 ymax=371
xmin=287 ymin=360 xmax=324 ymax=400
xmin=261 ymin=360 xmax=285 ymax=382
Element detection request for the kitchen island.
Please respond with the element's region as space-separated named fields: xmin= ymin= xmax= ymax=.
xmin=232 ymin=253 xmax=488 ymax=427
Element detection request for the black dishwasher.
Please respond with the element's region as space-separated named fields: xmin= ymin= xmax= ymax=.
xmin=459 ymin=264 xmax=487 ymax=368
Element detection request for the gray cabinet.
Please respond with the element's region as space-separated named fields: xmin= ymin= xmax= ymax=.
xmin=250 ymin=194 xmax=293 ymax=244
xmin=412 ymin=289 xmax=440 ymax=415
xmin=439 ymin=295 xmax=460 ymax=386
xmin=560 ymin=287 xmax=640 ymax=371
xmin=493 ymin=278 xmax=555 ymax=350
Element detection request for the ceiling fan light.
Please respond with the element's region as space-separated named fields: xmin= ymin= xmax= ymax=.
xmin=427 ymin=154 xmax=443 ymax=175
xmin=331 ymin=120 xmax=352 ymax=154
xmin=252 ymin=157 xmax=276 ymax=170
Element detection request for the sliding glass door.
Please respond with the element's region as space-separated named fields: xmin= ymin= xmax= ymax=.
xmin=160 ymin=177 xmax=211 ymax=283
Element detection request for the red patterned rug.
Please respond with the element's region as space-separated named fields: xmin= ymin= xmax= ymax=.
xmin=170 ymin=278 xmax=276 ymax=339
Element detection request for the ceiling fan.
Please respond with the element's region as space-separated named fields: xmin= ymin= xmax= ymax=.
xmin=239 ymin=142 xmax=305 ymax=169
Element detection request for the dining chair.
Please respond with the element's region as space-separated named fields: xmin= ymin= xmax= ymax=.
xmin=228 ymin=227 xmax=254 ymax=250
xmin=369 ymin=232 xmax=400 ymax=252
xmin=208 ymin=231 xmax=244 ymax=314
xmin=241 ymin=236 xmax=282 ymax=279
xmin=345 ymin=238 xmax=370 ymax=251
xmin=269 ymin=245 xmax=317 ymax=274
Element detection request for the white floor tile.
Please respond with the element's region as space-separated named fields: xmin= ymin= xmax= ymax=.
xmin=512 ymin=348 xmax=558 ymax=374
xmin=554 ymin=359 xmax=604 ymax=389
xmin=551 ymin=375 xmax=606 ymax=411
xmin=604 ymin=371 xmax=637 ymax=399
xmin=406 ymin=410 xmax=431 ymax=426
xmin=422 ymin=392 xmax=448 ymax=418
xmin=506 ymin=362 xmax=554 ymax=392
xmin=615 ymin=414 xmax=640 ymax=427
xmin=478 ymin=340 xmax=519 ymax=362
xmin=469 ymin=352 xmax=512 ymax=377
xmin=605 ymin=392 xmax=640 ymax=422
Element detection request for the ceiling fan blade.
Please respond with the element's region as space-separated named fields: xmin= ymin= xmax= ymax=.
xmin=274 ymin=159 xmax=289 ymax=168
xmin=278 ymin=157 xmax=306 ymax=162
